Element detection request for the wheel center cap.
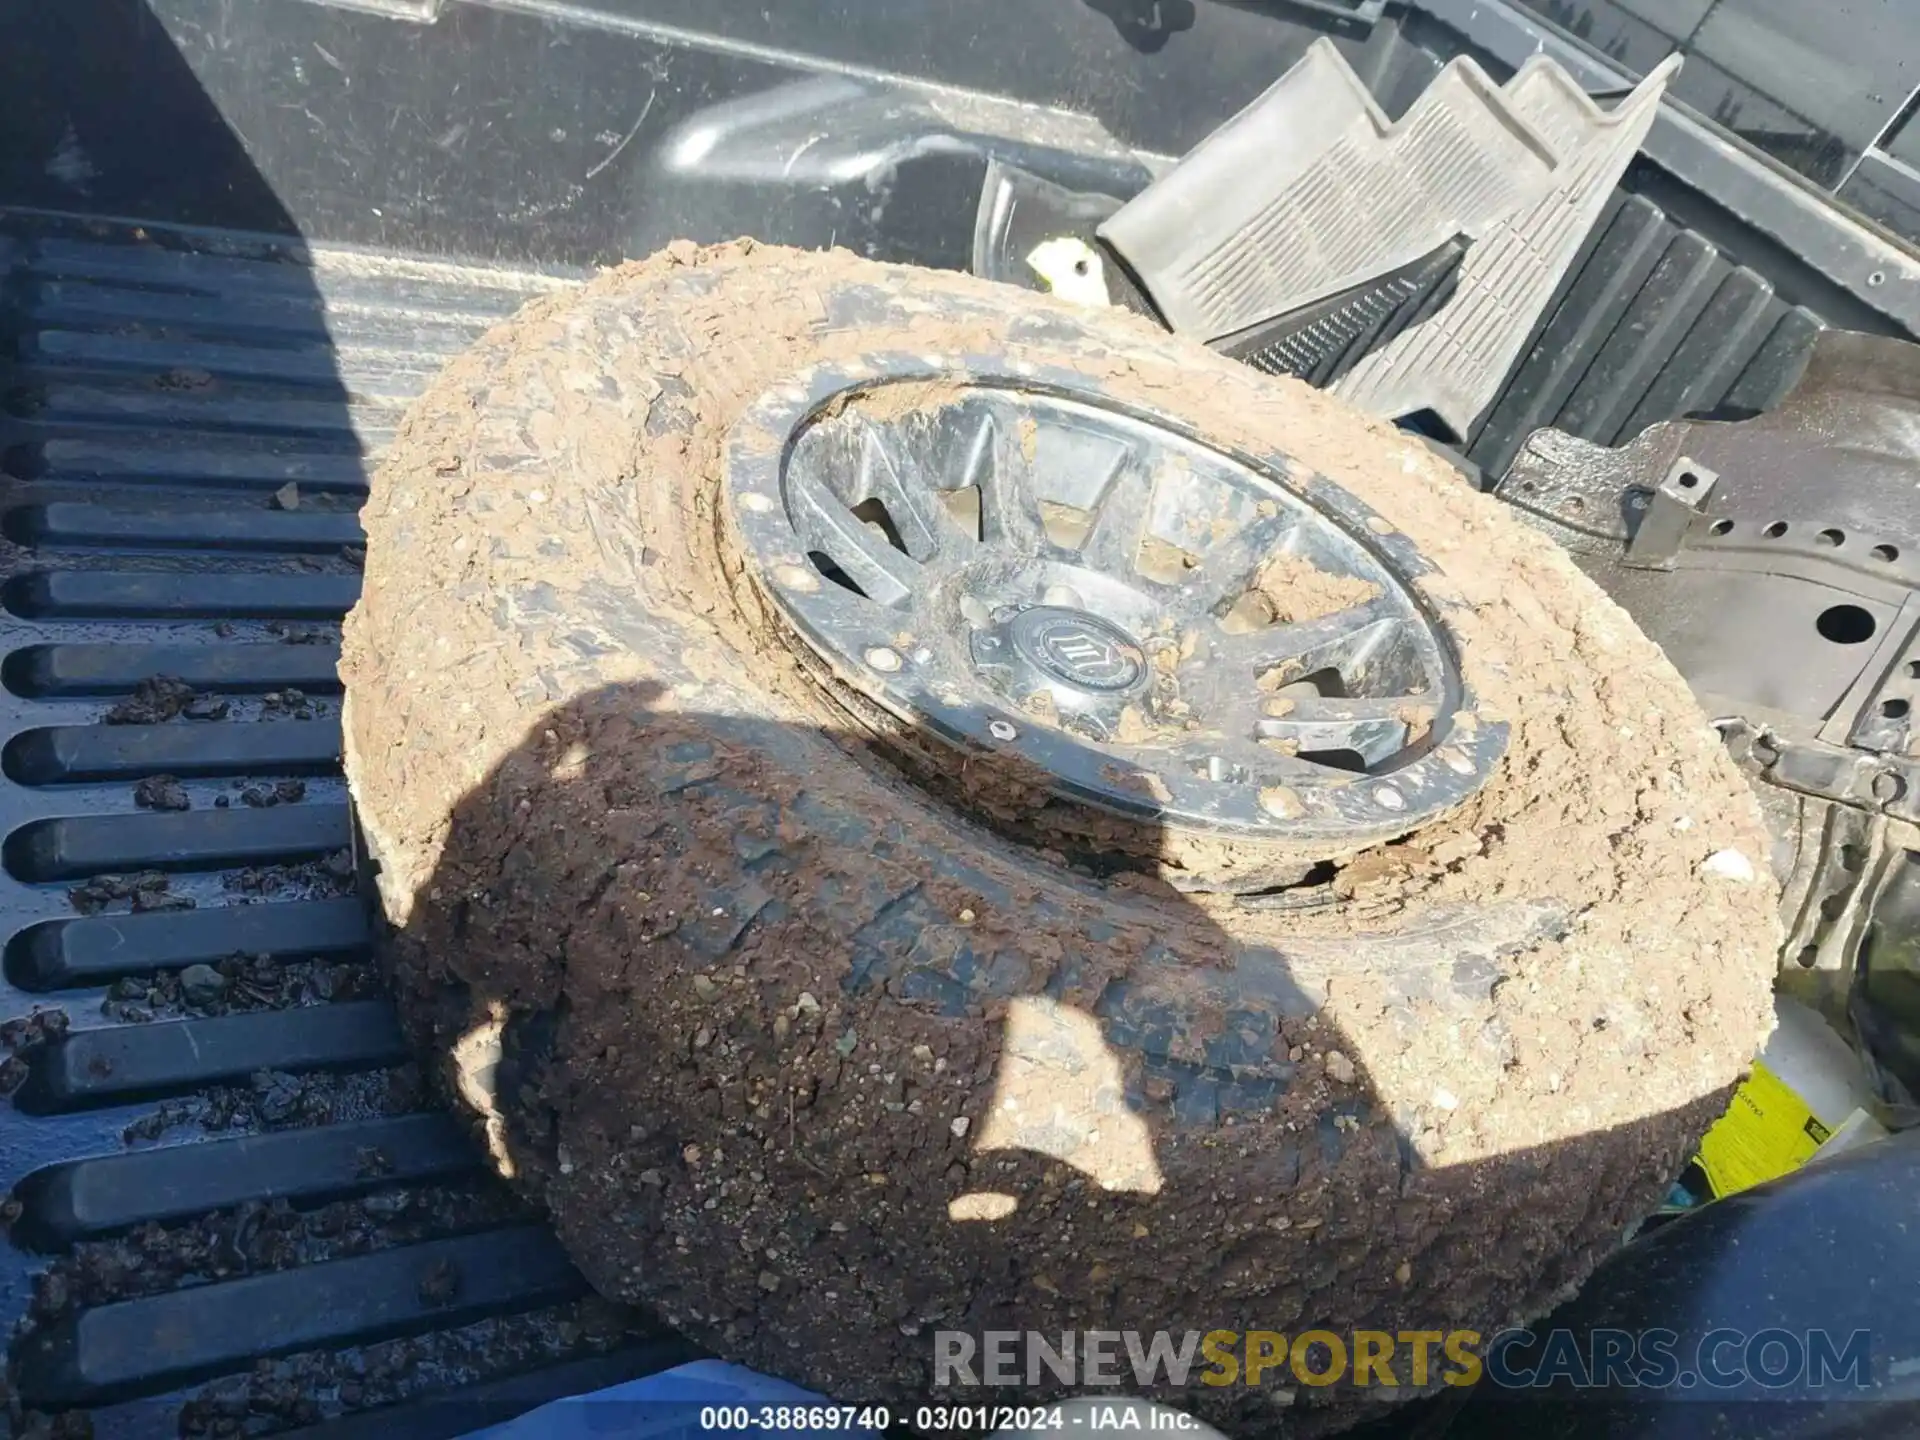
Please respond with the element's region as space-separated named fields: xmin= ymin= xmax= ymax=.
xmin=1007 ymin=606 xmax=1146 ymax=694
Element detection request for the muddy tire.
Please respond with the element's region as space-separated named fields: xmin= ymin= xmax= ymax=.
xmin=341 ymin=243 xmax=1779 ymax=1433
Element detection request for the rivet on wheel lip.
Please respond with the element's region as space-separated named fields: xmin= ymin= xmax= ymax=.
xmin=1441 ymin=749 xmax=1475 ymax=776
xmin=1372 ymin=784 xmax=1406 ymax=810
xmin=866 ymin=646 xmax=903 ymax=673
xmin=988 ymin=719 xmax=1019 ymax=741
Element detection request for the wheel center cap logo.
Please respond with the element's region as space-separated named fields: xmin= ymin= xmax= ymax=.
xmin=1009 ymin=607 xmax=1146 ymax=693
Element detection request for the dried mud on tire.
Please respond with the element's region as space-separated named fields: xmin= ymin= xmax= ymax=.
xmin=341 ymin=243 xmax=1781 ymax=1434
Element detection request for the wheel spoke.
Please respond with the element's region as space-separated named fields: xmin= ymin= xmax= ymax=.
xmin=787 ymin=468 xmax=922 ymax=608
xmin=1179 ymin=507 xmax=1301 ymax=613
xmin=1254 ymin=694 xmax=1438 ymax=767
xmin=975 ymin=407 xmax=1047 ymax=555
xmin=1078 ymin=450 xmax=1158 ymax=574
xmin=1212 ymin=597 xmax=1409 ymax=684
xmin=854 ymin=425 xmax=968 ymax=565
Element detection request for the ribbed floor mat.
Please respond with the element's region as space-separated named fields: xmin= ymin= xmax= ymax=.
xmin=1464 ymin=188 xmax=1829 ymax=479
xmin=1332 ymin=57 xmax=1681 ymax=439
xmin=1095 ymin=37 xmax=1561 ymax=344
xmin=0 ymin=214 xmax=683 ymax=1434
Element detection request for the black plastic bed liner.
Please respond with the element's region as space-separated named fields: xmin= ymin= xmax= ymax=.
xmin=0 ymin=210 xmax=692 ymax=1438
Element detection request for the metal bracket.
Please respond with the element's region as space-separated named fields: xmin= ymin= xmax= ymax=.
xmin=1721 ymin=718 xmax=1920 ymax=825
xmin=1623 ymin=456 xmax=1717 ymax=569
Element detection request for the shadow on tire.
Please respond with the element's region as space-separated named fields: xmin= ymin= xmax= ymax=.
xmin=372 ymin=676 xmax=1734 ymax=1438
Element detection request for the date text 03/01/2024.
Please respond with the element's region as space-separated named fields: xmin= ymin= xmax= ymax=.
xmin=698 ymin=1406 xmax=1206 ymax=1431
xmin=913 ymin=1407 xmax=1201 ymax=1431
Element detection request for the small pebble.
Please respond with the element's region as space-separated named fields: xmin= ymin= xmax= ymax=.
xmin=179 ymin=964 xmax=228 ymax=1007
xmin=1702 ymin=848 xmax=1756 ymax=883
xmin=1325 ymin=1051 xmax=1356 ymax=1085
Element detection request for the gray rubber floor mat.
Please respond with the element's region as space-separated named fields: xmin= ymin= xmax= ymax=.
xmin=1216 ymin=237 xmax=1468 ymax=385
xmin=1332 ymin=56 xmax=1682 ymax=440
xmin=1095 ymin=38 xmax=1561 ymax=345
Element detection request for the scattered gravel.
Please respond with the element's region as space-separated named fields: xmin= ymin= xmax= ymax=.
xmin=102 ymin=954 xmax=381 ymax=1025
xmin=0 ymin=1008 xmax=71 ymax=1097
xmin=223 ymin=854 xmax=356 ymax=902
xmin=265 ymin=623 xmax=336 ymax=646
xmin=66 ymin=872 xmax=171 ymax=915
xmin=172 ymin=1298 xmax=655 ymax=1436
xmin=238 ymin=780 xmax=309 ymax=809
xmin=27 ymin=1184 xmax=529 ymax=1324
xmin=260 ymin=690 xmax=319 ymax=720
xmin=121 ymin=1065 xmax=428 ymax=1145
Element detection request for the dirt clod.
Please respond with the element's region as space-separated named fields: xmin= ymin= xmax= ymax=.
xmin=154 ymin=366 xmax=215 ymax=391
xmin=104 ymin=677 xmax=197 ymax=725
xmin=1 ymin=1009 xmax=69 ymax=1056
xmin=133 ymin=774 xmax=190 ymax=811
xmin=239 ymin=779 xmax=308 ymax=808
xmin=1245 ymin=551 xmax=1378 ymax=625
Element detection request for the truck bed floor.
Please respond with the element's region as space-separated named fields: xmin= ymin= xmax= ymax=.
xmin=0 ymin=210 xmax=687 ymax=1439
